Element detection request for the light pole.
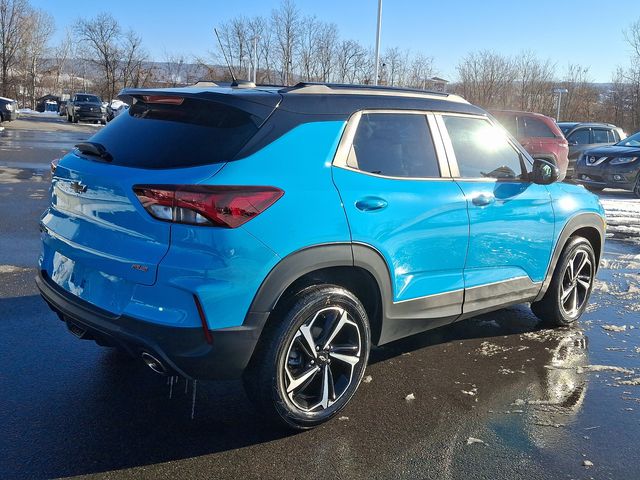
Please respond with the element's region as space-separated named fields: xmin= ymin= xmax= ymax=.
xmin=553 ymin=87 xmax=568 ymax=121
xmin=251 ymin=36 xmax=259 ymax=84
xmin=374 ymin=0 xmax=382 ymax=85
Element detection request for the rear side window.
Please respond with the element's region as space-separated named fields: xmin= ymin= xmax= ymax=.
xmin=443 ymin=115 xmax=524 ymax=180
xmin=592 ymin=128 xmax=610 ymax=143
xmin=85 ymin=97 xmax=263 ymax=169
xmin=523 ymin=117 xmax=555 ymax=138
xmin=348 ymin=113 xmax=440 ymax=178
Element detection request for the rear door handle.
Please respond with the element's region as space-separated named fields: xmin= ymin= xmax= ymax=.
xmin=471 ymin=193 xmax=495 ymax=206
xmin=355 ymin=197 xmax=388 ymax=212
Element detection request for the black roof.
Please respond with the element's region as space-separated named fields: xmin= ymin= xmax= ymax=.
xmin=119 ymin=82 xmax=485 ymax=118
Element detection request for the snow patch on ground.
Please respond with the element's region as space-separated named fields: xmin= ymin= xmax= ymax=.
xmin=0 ymin=265 xmax=30 ymax=274
xmin=577 ymin=365 xmax=635 ymax=375
xmin=619 ymin=378 xmax=640 ymax=386
xmin=478 ymin=341 xmax=512 ymax=356
xmin=466 ymin=437 xmax=486 ymax=445
xmin=602 ymin=324 xmax=627 ymax=332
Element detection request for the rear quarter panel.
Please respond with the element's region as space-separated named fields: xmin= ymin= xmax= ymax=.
xmin=208 ymin=120 xmax=351 ymax=257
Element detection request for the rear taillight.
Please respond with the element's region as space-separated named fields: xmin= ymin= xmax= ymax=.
xmin=133 ymin=185 xmax=284 ymax=228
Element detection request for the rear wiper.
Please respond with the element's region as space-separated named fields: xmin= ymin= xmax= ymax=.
xmin=75 ymin=142 xmax=113 ymax=162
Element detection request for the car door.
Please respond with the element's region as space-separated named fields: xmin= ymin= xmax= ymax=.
xmin=567 ymin=127 xmax=592 ymax=158
xmin=436 ymin=113 xmax=555 ymax=317
xmin=332 ymin=111 xmax=469 ymax=339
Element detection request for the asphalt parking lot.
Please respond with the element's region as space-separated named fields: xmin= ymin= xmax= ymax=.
xmin=1 ymin=113 xmax=639 ymax=480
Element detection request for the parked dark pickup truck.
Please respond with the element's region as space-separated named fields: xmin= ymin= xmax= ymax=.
xmin=0 ymin=96 xmax=18 ymax=122
xmin=66 ymin=93 xmax=106 ymax=124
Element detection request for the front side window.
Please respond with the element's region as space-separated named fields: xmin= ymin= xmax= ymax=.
xmin=348 ymin=113 xmax=440 ymax=178
xmin=443 ymin=115 xmax=524 ymax=180
xmin=568 ymin=128 xmax=590 ymax=145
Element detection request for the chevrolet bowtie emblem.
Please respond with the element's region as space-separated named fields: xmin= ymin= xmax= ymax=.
xmin=70 ymin=181 xmax=87 ymax=194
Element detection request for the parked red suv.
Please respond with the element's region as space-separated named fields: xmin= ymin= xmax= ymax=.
xmin=490 ymin=110 xmax=569 ymax=179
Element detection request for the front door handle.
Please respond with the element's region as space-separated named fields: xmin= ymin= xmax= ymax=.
xmin=355 ymin=197 xmax=388 ymax=212
xmin=471 ymin=193 xmax=495 ymax=206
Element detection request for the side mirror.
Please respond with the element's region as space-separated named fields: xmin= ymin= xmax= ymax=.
xmin=530 ymin=159 xmax=559 ymax=185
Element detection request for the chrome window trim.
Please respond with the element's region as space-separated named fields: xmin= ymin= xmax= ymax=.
xmin=331 ymin=109 xmax=453 ymax=181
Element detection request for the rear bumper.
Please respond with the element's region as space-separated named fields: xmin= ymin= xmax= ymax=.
xmin=36 ymin=270 xmax=268 ymax=380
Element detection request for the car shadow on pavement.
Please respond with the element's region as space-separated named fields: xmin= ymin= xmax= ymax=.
xmin=0 ymin=293 xmax=565 ymax=479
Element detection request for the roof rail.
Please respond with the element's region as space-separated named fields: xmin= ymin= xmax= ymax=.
xmin=282 ymin=82 xmax=446 ymax=96
xmin=280 ymin=82 xmax=468 ymax=103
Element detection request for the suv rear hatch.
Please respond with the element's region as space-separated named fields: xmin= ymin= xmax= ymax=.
xmin=40 ymin=88 xmax=280 ymax=314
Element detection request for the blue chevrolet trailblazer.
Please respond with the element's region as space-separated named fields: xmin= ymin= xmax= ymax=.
xmin=37 ymin=82 xmax=605 ymax=429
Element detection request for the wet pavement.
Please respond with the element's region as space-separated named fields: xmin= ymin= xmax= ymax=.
xmin=1 ymin=115 xmax=639 ymax=479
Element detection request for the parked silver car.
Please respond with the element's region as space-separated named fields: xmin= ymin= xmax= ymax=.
xmin=558 ymin=122 xmax=626 ymax=178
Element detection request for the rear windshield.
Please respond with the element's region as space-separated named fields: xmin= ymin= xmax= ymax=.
xmin=84 ymin=97 xmax=262 ymax=169
xmin=76 ymin=94 xmax=101 ymax=103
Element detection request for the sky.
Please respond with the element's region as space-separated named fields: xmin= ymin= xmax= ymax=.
xmin=31 ymin=0 xmax=639 ymax=83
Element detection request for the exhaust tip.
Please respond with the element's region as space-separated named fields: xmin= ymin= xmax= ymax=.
xmin=141 ymin=352 xmax=166 ymax=375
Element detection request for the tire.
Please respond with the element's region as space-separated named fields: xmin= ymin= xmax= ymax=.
xmin=243 ymin=284 xmax=371 ymax=430
xmin=531 ymin=237 xmax=596 ymax=327
xmin=585 ymin=185 xmax=604 ymax=192
xmin=100 ymin=120 xmax=106 ymax=125
xmin=72 ymin=115 xmax=78 ymax=124
xmin=67 ymin=114 xmax=72 ymax=122
xmin=633 ymin=174 xmax=640 ymax=199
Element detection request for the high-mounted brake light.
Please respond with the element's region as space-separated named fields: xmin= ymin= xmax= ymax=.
xmin=141 ymin=95 xmax=185 ymax=105
xmin=133 ymin=185 xmax=284 ymax=228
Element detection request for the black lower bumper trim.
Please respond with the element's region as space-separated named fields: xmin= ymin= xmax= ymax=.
xmin=36 ymin=271 xmax=265 ymax=380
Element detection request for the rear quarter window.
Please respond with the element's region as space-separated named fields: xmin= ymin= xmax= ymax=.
xmin=84 ymin=97 xmax=263 ymax=169
xmin=523 ymin=117 xmax=555 ymax=138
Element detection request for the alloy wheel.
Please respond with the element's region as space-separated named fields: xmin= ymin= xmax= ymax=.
xmin=560 ymin=248 xmax=593 ymax=317
xmin=283 ymin=306 xmax=362 ymax=412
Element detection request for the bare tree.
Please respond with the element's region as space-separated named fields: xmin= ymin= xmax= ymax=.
xmin=456 ymin=50 xmax=517 ymax=108
xmin=297 ymin=15 xmax=320 ymax=81
xmin=74 ymin=12 xmax=122 ymax=100
xmin=514 ymin=50 xmax=555 ymax=114
xmin=560 ymin=64 xmax=598 ymax=121
xmin=335 ymin=40 xmax=367 ymax=84
xmin=316 ymin=21 xmax=338 ymax=82
xmin=623 ymin=18 xmax=640 ymax=132
xmin=0 ymin=0 xmax=28 ymax=97
xmin=271 ymin=0 xmax=300 ymax=84
xmin=50 ymin=29 xmax=72 ymax=95
xmin=162 ymin=51 xmax=186 ymax=87
xmin=20 ymin=8 xmax=53 ymax=107
xmin=407 ymin=53 xmax=435 ymax=89
xmin=120 ymin=30 xmax=146 ymax=89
